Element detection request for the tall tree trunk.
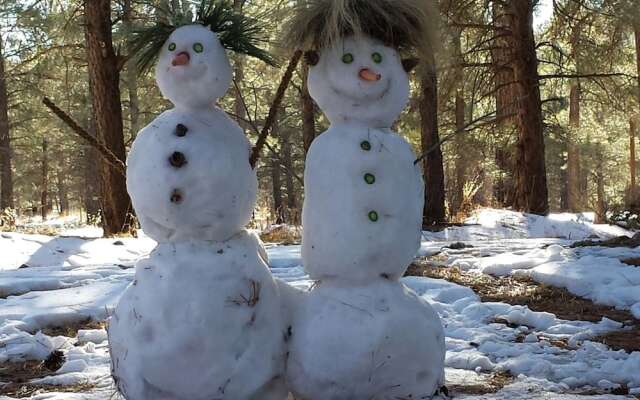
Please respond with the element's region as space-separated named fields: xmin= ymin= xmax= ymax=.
xmin=491 ymin=2 xmax=517 ymax=207
xmin=508 ymin=0 xmax=549 ymax=215
xmin=84 ymin=95 xmax=101 ymax=220
xmin=492 ymin=2 xmax=517 ymax=125
xmin=282 ymin=127 xmax=297 ymax=216
xmin=41 ymin=139 xmax=49 ymax=220
xmin=123 ymin=0 xmax=141 ymax=136
xmin=566 ymin=21 xmax=583 ymax=212
xmin=567 ymin=81 xmax=581 ymax=211
xmin=595 ymin=145 xmax=606 ymax=224
xmin=84 ymin=0 xmax=131 ymax=235
xmin=452 ymin=29 xmax=466 ymax=216
xmin=0 ymin=33 xmax=14 ymax=210
xmin=301 ymin=63 xmax=316 ymax=155
xmin=635 ymin=22 xmax=640 ymax=110
xmin=57 ymin=153 xmax=69 ymax=216
xmin=271 ymin=158 xmax=284 ymax=224
xmin=631 ymin=117 xmax=637 ymax=203
xmin=420 ymin=54 xmax=446 ymax=226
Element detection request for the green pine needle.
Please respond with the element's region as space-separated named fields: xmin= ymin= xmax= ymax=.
xmin=130 ymin=0 xmax=276 ymax=75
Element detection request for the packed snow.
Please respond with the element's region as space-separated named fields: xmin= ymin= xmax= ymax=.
xmin=0 ymin=208 xmax=639 ymax=399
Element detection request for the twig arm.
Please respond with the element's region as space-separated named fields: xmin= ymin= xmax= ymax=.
xmin=249 ymin=50 xmax=303 ymax=168
xmin=42 ymin=97 xmax=127 ymax=176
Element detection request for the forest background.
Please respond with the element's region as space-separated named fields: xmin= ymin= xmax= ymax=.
xmin=0 ymin=0 xmax=639 ymax=236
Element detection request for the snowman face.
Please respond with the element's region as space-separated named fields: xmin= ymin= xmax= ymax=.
xmin=308 ymin=36 xmax=410 ymax=128
xmin=156 ymin=25 xmax=232 ymax=109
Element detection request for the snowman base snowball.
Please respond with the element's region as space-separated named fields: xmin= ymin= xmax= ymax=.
xmin=108 ymin=231 xmax=287 ymax=400
xmin=286 ymin=279 xmax=445 ymax=400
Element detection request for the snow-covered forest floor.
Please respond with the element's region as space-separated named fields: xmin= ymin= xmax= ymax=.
xmin=0 ymin=209 xmax=639 ymax=399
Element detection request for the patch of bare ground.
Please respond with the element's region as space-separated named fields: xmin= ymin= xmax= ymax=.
xmin=406 ymin=259 xmax=640 ymax=352
xmin=40 ymin=317 xmax=105 ymax=338
xmin=621 ymin=257 xmax=640 ymax=267
xmin=571 ymin=233 xmax=640 ymax=248
xmin=445 ymin=372 xmax=514 ymax=396
xmin=260 ymin=225 xmax=302 ymax=245
xmin=0 ymin=359 xmax=95 ymax=397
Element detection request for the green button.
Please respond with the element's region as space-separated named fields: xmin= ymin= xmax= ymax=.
xmin=368 ymin=211 xmax=379 ymax=222
xmin=360 ymin=141 xmax=371 ymax=151
xmin=364 ymin=173 xmax=375 ymax=184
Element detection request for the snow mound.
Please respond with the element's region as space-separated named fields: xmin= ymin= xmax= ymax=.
xmin=424 ymin=209 xmax=631 ymax=242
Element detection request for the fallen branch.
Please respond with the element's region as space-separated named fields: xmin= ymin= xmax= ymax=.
xmin=249 ymin=50 xmax=303 ymax=168
xmin=42 ymin=97 xmax=126 ymax=177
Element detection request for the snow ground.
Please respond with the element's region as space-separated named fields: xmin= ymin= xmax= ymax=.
xmin=0 ymin=209 xmax=639 ymax=399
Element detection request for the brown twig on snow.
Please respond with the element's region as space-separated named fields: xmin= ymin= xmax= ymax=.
xmin=249 ymin=50 xmax=303 ymax=169
xmin=42 ymin=97 xmax=126 ymax=177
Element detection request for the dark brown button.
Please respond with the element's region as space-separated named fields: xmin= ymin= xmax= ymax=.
xmin=175 ymin=124 xmax=188 ymax=137
xmin=169 ymin=152 xmax=187 ymax=168
xmin=170 ymin=189 xmax=183 ymax=204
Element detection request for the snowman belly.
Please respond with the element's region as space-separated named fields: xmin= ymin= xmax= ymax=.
xmin=302 ymin=128 xmax=424 ymax=281
xmin=108 ymin=234 xmax=286 ymax=400
xmin=287 ymin=280 xmax=445 ymax=399
xmin=126 ymin=108 xmax=257 ymax=243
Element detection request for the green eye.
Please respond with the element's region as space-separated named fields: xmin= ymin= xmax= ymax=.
xmin=193 ymin=43 xmax=204 ymax=53
xmin=168 ymin=43 xmax=176 ymax=51
xmin=342 ymin=53 xmax=354 ymax=64
xmin=372 ymin=52 xmax=382 ymax=63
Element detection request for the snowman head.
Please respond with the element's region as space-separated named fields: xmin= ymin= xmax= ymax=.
xmin=156 ymin=25 xmax=231 ymax=109
xmin=284 ymin=0 xmax=437 ymax=127
xmin=307 ymin=35 xmax=410 ymax=127
xmin=131 ymin=1 xmax=275 ymax=109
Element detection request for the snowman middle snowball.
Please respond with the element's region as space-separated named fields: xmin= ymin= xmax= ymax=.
xmin=108 ymin=14 xmax=287 ymax=400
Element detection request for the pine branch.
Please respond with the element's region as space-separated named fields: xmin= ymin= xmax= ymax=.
xmin=42 ymin=97 xmax=127 ymax=177
xmin=249 ymin=50 xmax=302 ymax=169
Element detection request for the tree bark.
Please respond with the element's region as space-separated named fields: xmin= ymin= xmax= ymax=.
xmin=84 ymin=0 xmax=131 ymax=235
xmin=507 ymin=0 xmax=549 ymax=215
xmin=123 ymin=0 xmax=141 ymax=136
xmin=0 ymin=32 xmax=14 ymax=210
xmin=491 ymin=2 xmax=517 ymax=125
xmin=41 ymin=139 xmax=49 ymax=220
xmin=301 ymin=63 xmax=316 ymax=155
xmin=420 ymin=53 xmax=446 ymax=226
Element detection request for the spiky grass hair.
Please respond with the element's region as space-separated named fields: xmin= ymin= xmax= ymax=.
xmin=131 ymin=0 xmax=276 ymax=73
xmin=282 ymin=0 xmax=438 ymax=59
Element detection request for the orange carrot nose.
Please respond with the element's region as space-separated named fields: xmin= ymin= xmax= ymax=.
xmin=359 ymin=68 xmax=381 ymax=81
xmin=172 ymin=52 xmax=190 ymax=66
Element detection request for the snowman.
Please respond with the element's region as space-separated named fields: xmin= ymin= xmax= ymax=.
xmin=107 ymin=4 xmax=287 ymax=400
xmin=283 ymin=1 xmax=446 ymax=399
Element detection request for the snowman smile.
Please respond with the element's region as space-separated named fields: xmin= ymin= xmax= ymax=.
xmin=330 ymin=76 xmax=392 ymax=104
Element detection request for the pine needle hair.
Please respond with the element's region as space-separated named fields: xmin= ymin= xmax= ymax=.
xmin=131 ymin=0 xmax=276 ymax=74
xmin=282 ymin=0 xmax=438 ymax=69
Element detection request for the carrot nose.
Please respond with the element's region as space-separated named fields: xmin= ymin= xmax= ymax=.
xmin=172 ymin=52 xmax=190 ymax=66
xmin=359 ymin=68 xmax=381 ymax=82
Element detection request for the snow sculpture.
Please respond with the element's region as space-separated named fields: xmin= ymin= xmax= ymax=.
xmin=107 ymin=3 xmax=287 ymax=399
xmin=283 ymin=1 xmax=446 ymax=398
